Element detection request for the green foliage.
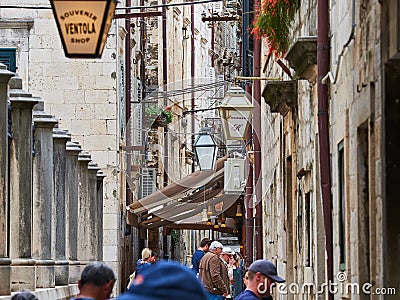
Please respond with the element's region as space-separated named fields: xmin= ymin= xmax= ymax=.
xmin=145 ymin=104 xmax=162 ymax=116
xmin=161 ymin=110 xmax=173 ymax=124
xmin=171 ymin=229 xmax=179 ymax=246
xmin=252 ymin=0 xmax=299 ymax=58
xmin=145 ymin=105 xmax=173 ymax=124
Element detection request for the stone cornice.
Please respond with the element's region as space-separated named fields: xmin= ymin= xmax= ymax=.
xmin=0 ymin=19 xmax=34 ymax=30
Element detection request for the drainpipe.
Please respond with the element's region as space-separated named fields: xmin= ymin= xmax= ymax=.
xmin=317 ymin=0 xmax=333 ymax=298
xmin=245 ymin=84 xmax=254 ymax=266
xmin=162 ymin=0 xmax=169 ymax=258
xmin=191 ymin=3 xmax=195 ymax=173
xmin=125 ymin=0 xmax=132 ymax=208
xmin=253 ymin=1 xmax=263 ymax=260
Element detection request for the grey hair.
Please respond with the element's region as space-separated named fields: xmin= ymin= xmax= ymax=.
xmin=80 ymin=261 xmax=116 ymax=286
xmin=209 ymin=241 xmax=223 ymax=251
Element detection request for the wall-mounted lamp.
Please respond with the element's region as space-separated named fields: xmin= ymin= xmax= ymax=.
xmin=235 ymin=203 xmax=242 ymax=217
xmin=193 ymin=128 xmax=218 ymax=171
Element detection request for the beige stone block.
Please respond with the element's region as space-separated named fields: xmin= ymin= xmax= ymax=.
xmin=103 ymin=230 xmax=119 ymax=247
xmin=85 ymin=89 xmax=109 ymax=104
xmin=51 ymin=49 xmax=70 ymax=63
xmin=33 ymin=19 xmax=58 ymax=35
xmin=103 ymin=214 xmax=118 ymax=230
xmin=95 ymin=75 xmax=116 ymax=90
xmin=95 ymin=104 xmax=117 ymax=120
xmin=103 ymin=63 xmax=116 ymax=76
xmin=103 ymin=197 xmax=118 ymax=213
xmin=31 ymin=34 xmax=62 ymax=50
xmin=103 ymin=246 xmax=118 ymax=262
xmin=66 ymin=62 xmax=89 ymax=77
xmin=30 ymin=49 xmax=53 ymax=63
xmin=43 ymin=90 xmax=64 ymax=104
xmin=78 ymin=76 xmax=97 ymax=90
xmin=48 ymin=103 xmax=77 ymax=120
xmin=35 ymin=264 xmax=55 ymax=288
xmin=63 ymin=89 xmax=85 ymax=104
xmin=10 ymin=263 xmax=35 ymax=292
xmin=89 ymin=63 xmax=103 ymax=76
xmin=108 ymin=89 xmax=117 ymax=101
xmin=70 ymin=120 xmax=91 ymax=135
xmin=90 ymin=119 xmax=107 ymax=135
xmin=57 ymin=76 xmax=79 ymax=90
xmin=84 ymin=135 xmax=116 ymax=151
xmin=90 ymin=151 xmax=108 ymax=167
xmin=76 ymin=104 xmax=95 ymax=120
xmin=106 ymin=120 xmax=117 ymax=135
xmin=43 ymin=63 xmax=68 ymax=77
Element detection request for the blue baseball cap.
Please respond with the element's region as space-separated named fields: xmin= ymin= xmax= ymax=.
xmin=248 ymin=260 xmax=285 ymax=283
xmin=118 ymin=260 xmax=207 ymax=300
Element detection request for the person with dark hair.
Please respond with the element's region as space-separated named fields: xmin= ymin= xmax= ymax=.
xmin=71 ymin=261 xmax=116 ymax=300
xmin=150 ymin=250 xmax=158 ymax=263
xmin=192 ymin=238 xmax=212 ymax=275
xmin=11 ymin=291 xmax=38 ymax=300
xmin=118 ymin=260 xmax=207 ymax=300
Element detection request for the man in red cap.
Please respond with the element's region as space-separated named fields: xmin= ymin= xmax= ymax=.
xmin=235 ymin=260 xmax=285 ymax=300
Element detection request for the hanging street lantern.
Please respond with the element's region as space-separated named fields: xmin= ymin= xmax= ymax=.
xmin=218 ymin=86 xmax=254 ymax=140
xmin=50 ymin=0 xmax=117 ymax=58
xmin=193 ymin=128 xmax=218 ymax=171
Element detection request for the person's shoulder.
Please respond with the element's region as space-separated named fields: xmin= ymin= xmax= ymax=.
xmin=235 ymin=290 xmax=258 ymax=300
xmin=194 ymin=249 xmax=204 ymax=257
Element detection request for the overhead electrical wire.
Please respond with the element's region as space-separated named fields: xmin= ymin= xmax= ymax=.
xmin=0 ymin=0 xmax=223 ymax=11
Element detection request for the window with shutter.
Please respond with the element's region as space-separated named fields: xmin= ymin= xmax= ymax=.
xmin=0 ymin=48 xmax=16 ymax=72
xmin=140 ymin=168 xmax=157 ymax=199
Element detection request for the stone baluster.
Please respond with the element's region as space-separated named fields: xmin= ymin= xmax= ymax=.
xmin=52 ymin=127 xmax=71 ymax=285
xmin=0 ymin=63 xmax=14 ymax=295
xmin=32 ymin=101 xmax=57 ymax=288
xmin=77 ymin=152 xmax=92 ymax=270
xmin=88 ymin=162 xmax=101 ymax=261
xmin=65 ymin=141 xmax=82 ymax=284
xmin=96 ymin=170 xmax=106 ymax=261
xmin=8 ymin=76 xmax=38 ymax=291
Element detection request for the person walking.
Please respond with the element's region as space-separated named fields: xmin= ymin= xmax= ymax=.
xmin=192 ymin=238 xmax=212 ymax=275
xmin=136 ymin=248 xmax=153 ymax=276
xmin=71 ymin=261 xmax=116 ymax=300
xmin=198 ymin=241 xmax=229 ymax=300
xmin=235 ymin=260 xmax=285 ymax=300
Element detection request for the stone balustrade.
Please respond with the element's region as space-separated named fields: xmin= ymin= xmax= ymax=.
xmin=0 ymin=67 xmax=106 ymax=299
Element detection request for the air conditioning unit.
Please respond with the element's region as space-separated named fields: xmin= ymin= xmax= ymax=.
xmin=139 ymin=168 xmax=157 ymax=199
xmin=224 ymin=158 xmax=246 ymax=194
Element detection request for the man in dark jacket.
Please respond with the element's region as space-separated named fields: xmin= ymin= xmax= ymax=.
xmin=198 ymin=241 xmax=229 ymax=300
xmin=235 ymin=260 xmax=285 ymax=300
xmin=192 ymin=238 xmax=212 ymax=275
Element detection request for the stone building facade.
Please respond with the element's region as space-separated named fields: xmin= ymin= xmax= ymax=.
xmin=0 ymin=0 xmax=125 ymax=294
xmin=258 ymin=0 xmax=399 ymax=299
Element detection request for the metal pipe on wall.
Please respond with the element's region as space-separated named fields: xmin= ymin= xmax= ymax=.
xmin=162 ymin=0 xmax=169 ymax=259
xmin=191 ymin=2 xmax=195 ymax=173
xmin=252 ymin=1 xmax=263 ymax=260
xmin=245 ymin=84 xmax=254 ymax=266
xmin=317 ymin=0 xmax=333 ymax=298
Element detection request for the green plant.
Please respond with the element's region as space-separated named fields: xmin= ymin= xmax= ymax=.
xmin=145 ymin=104 xmax=162 ymax=116
xmin=161 ymin=109 xmax=173 ymax=124
xmin=170 ymin=229 xmax=179 ymax=246
xmin=252 ymin=0 xmax=299 ymax=58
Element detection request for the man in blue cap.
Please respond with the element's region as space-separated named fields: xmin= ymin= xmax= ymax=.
xmin=118 ymin=260 xmax=207 ymax=300
xmin=235 ymin=260 xmax=285 ymax=300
